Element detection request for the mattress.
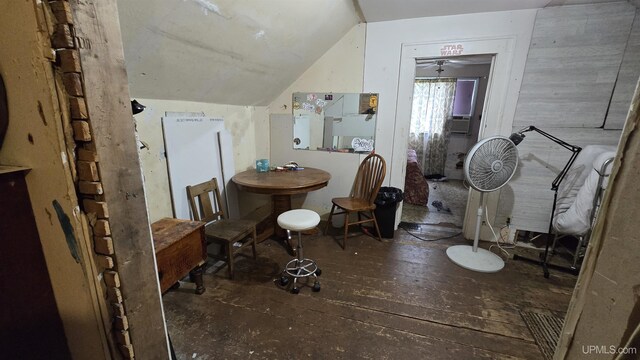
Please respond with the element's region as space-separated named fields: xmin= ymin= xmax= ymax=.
xmin=552 ymin=145 xmax=616 ymax=236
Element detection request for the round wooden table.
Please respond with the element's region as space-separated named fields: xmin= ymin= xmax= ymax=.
xmin=232 ymin=168 xmax=331 ymax=239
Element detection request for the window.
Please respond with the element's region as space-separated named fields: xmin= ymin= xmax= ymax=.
xmin=451 ymin=78 xmax=479 ymax=134
xmin=452 ymin=78 xmax=479 ymax=118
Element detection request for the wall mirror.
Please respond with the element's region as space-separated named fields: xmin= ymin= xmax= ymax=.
xmin=292 ymin=92 xmax=378 ymax=153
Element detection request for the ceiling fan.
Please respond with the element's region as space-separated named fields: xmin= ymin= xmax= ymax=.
xmin=415 ymin=55 xmax=493 ymax=69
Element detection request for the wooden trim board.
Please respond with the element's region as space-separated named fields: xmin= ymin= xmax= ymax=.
xmin=68 ymin=0 xmax=169 ymax=357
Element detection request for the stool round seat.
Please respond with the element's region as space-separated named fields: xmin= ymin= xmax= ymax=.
xmin=276 ymin=209 xmax=322 ymax=294
xmin=278 ymin=209 xmax=320 ymax=232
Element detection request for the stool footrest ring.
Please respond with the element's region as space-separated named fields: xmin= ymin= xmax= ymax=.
xmin=284 ymin=258 xmax=318 ymax=278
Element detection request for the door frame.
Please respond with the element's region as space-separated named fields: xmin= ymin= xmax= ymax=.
xmin=392 ymin=36 xmax=517 ymax=239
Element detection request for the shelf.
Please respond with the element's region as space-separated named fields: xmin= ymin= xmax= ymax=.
xmin=0 ymin=165 xmax=31 ymax=175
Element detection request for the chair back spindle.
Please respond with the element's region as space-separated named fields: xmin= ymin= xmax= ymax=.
xmin=185 ymin=177 xmax=257 ymax=279
xmin=186 ymin=178 xmax=226 ymax=223
xmin=326 ymin=153 xmax=387 ymax=249
xmin=351 ymin=153 xmax=386 ymax=205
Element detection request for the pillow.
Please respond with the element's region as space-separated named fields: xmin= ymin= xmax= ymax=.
xmin=407 ymin=149 xmax=418 ymax=163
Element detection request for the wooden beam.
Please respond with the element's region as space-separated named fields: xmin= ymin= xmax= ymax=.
xmin=557 ymin=79 xmax=640 ymax=358
xmin=68 ymin=1 xmax=169 ymax=357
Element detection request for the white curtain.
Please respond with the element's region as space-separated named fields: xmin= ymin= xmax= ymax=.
xmin=409 ymin=78 xmax=457 ymax=176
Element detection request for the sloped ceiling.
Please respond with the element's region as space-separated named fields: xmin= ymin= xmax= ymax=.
xmin=117 ymin=0 xmax=635 ymax=106
xmin=117 ymin=0 xmax=360 ymax=106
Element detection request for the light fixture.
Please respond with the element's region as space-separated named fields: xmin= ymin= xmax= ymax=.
xmin=435 ymin=60 xmax=446 ymax=78
xmin=510 ymin=126 xmax=582 ymax=278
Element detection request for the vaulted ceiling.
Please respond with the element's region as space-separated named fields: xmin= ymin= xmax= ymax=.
xmin=117 ymin=0 xmax=636 ymax=106
xmin=117 ymin=0 xmax=360 ymax=106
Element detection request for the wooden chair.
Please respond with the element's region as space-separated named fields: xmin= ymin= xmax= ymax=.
xmin=325 ymin=153 xmax=386 ymax=249
xmin=186 ymin=178 xmax=257 ymax=279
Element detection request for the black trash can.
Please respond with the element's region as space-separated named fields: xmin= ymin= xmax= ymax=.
xmin=374 ymin=187 xmax=404 ymax=238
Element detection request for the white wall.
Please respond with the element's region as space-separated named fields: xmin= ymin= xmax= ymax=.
xmin=269 ymin=24 xmax=367 ymax=216
xmin=134 ymin=99 xmax=269 ymax=221
xmin=363 ymin=10 xmax=538 ymax=238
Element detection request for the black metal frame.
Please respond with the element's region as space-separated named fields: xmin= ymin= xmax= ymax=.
xmin=510 ymin=126 xmax=582 ymax=278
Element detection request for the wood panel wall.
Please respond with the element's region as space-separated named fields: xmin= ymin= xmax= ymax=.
xmin=498 ymin=2 xmax=637 ymax=232
xmin=606 ymin=8 xmax=640 ymax=129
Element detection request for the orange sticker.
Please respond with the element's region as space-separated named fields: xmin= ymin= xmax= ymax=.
xmin=369 ymin=95 xmax=378 ymax=108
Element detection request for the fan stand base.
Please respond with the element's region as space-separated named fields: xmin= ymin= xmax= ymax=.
xmin=446 ymin=245 xmax=505 ymax=273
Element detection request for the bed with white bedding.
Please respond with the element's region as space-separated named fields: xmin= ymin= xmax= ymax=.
xmin=551 ymin=145 xmax=616 ymax=268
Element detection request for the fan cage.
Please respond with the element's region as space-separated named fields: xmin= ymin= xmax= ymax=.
xmin=464 ymin=136 xmax=518 ymax=192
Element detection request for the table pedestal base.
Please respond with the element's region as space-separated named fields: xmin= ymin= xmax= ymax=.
xmin=272 ymin=194 xmax=295 ymax=254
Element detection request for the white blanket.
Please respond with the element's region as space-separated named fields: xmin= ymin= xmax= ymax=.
xmin=553 ymin=145 xmax=616 ymax=236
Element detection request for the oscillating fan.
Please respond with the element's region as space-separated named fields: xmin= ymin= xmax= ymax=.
xmin=446 ymin=136 xmax=519 ymax=273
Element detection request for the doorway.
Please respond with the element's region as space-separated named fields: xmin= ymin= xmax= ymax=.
xmin=401 ymin=55 xmax=492 ymax=228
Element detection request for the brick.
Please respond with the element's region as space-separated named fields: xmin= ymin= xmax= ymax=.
xmin=94 ymin=236 xmax=113 ymax=255
xmin=83 ymin=199 xmax=108 ymax=218
xmin=108 ymin=287 xmax=123 ymax=303
xmin=52 ymin=24 xmax=74 ymax=49
xmin=77 ymin=160 xmax=99 ymax=181
xmin=114 ymin=315 xmax=129 ymax=331
xmin=63 ymin=73 xmax=83 ymax=96
xmin=50 ymin=1 xmax=73 ymax=25
xmin=112 ymin=303 xmax=125 ymax=317
xmin=58 ymin=49 xmax=81 ymax=73
xmin=97 ymin=255 xmax=114 ymax=269
xmin=69 ymin=97 xmax=88 ymax=119
xmin=78 ymin=181 xmax=103 ymax=195
xmin=119 ymin=344 xmax=134 ymax=359
xmin=103 ymin=270 xmax=120 ymax=287
xmin=72 ymin=120 xmax=91 ymax=141
xmin=77 ymin=147 xmax=98 ymax=161
xmin=94 ymin=219 xmax=111 ymax=237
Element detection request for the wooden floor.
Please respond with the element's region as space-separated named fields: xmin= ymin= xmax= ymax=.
xmin=162 ymin=225 xmax=576 ymax=359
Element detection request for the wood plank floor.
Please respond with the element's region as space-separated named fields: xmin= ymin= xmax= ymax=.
xmin=162 ymin=225 xmax=576 ymax=359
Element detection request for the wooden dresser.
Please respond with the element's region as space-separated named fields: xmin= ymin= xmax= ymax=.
xmin=151 ymin=218 xmax=207 ymax=294
xmin=0 ymin=166 xmax=71 ymax=357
